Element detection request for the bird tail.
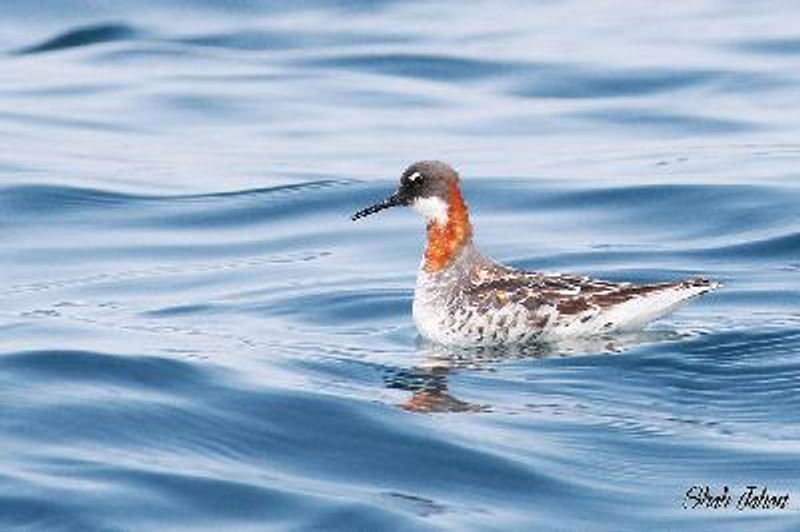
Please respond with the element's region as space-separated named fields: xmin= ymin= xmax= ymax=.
xmin=612 ymin=277 xmax=720 ymax=332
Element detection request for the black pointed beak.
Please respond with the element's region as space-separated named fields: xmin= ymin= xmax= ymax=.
xmin=352 ymin=191 xmax=407 ymax=221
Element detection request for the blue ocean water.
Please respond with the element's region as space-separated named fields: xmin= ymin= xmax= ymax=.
xmin=1 ymin=1 xmax=800 ymax=530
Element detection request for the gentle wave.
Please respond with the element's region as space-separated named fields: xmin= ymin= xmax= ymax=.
xmin=13 ymin=23 xmax=139 ymax=55
xmin=3 ymin=1 xmax=800 ymax=530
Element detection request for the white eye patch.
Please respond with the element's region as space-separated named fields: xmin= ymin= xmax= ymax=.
xmin=408 ymin=171 xmax=422 ymax=182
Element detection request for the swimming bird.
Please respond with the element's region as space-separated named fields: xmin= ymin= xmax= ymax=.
xmin=352 ymin=161 xmax=718 ymax=346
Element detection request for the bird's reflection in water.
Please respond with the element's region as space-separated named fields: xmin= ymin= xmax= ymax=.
xmin=385 ymin=364 xmax=484 ymax=413
xmin=384 ymin=330 xmax=694 ymax=414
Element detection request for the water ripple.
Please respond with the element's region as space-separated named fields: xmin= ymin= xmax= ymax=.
xmin=302 ymin=53 xmax=519 ymax=82
xmin=14 ymin=23 xmax=139 ymax=55
xmin=737 ymin=37 xmax=800 ymax=56
xmin=2 ymin=2 xmax=800 ymax=530
xmin=575 ymin=108 xmax=756 ymax=135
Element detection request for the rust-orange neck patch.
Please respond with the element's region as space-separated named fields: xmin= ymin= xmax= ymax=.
xmin=424 ymin=181 xmax=472 ymax=272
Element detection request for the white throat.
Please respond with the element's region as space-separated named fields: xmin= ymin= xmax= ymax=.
xmin=412 ymin=197 xmax=448 ymax=225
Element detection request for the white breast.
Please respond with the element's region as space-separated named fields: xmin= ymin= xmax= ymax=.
xmin=413 ymin=266 xmax=539 ymax=346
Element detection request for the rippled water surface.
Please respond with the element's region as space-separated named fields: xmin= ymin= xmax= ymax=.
xmin=2 ymin=1 xmax=800 ymax=530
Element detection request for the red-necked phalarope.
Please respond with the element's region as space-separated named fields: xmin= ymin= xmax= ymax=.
xmin=352 ymin=161 xmax=719 ymax=347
